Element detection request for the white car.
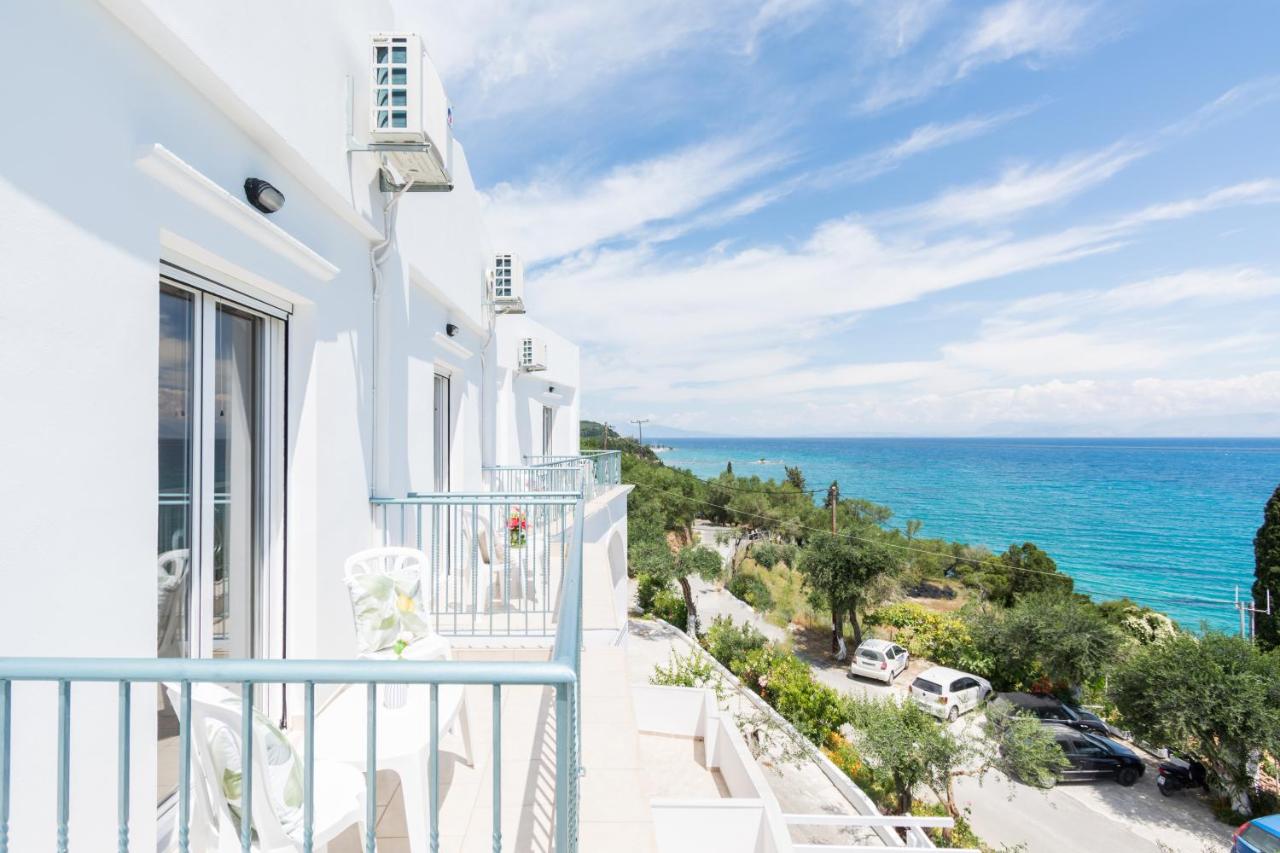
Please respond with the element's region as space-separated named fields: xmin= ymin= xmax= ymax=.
xmin=910 ymin=666 xmax=992 ymax=722
xmin=850 ymin=639 xmax=910 ymax=684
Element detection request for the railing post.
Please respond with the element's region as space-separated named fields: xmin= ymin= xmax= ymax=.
xmin=554 ymin=682 xmax=571 ymax=853
xmin=56 ymin=680 xmax=70 ymax=853
xmin=0 ymin=679 xmax=10 ymax=853
xmin=491 ymin=685 xmax=501 ymax=853
xmin=117 ymin=681 xmax=131 ymax=853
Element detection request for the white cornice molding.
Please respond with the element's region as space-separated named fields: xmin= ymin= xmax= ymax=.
xmin=98 ymin=0 xmax=383 ymax=243
xmin=137 ymin=144 xmax=339 ymax=282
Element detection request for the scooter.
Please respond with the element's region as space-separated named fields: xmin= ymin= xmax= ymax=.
xmin=1156 ymin=755 xmax=1206 ymax=796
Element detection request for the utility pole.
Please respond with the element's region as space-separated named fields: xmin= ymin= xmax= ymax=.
xmin=828 ymin=480 xmax=844 ymax=660
xmin=630 ymin=418 xmax=650 ymax=446
xmin=602 ymin=421 xmax=609 ymax=450
xmin=1237 ymin=586 xmax=1273 ymax=641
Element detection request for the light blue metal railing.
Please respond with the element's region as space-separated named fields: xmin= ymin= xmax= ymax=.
xmin=372 ymin=492 xmax=577 ymax=637
xmin=483 ymin=465 xmax=584 ymax=495
xmin=521 ymin=451 xmax=621 ymax=501
xmin=0 ymin=495 xmax=586 ymax=853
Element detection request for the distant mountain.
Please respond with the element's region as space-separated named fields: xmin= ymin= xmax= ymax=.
xmin=636 ymin=423 xmax=730 ymax=439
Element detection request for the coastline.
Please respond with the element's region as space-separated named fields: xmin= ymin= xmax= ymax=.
xmin=655 ymin=435 xmax=1280 ymax=632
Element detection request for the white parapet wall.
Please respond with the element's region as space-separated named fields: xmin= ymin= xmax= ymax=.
xmin=633 ymin=684 xmax=792 ymax=853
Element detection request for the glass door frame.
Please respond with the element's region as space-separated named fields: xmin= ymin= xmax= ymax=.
xmin=160 ymin=263 xmax=287 ymax=672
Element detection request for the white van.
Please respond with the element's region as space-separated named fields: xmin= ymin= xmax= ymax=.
xmin=910 ymin=666 xmax=992 ymax=722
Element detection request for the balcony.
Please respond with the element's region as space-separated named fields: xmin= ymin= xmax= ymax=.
xmin=0 ymin=473 xmax=960 ymax=852
xmin=509 ymin=451 xmax=622 ymax=502
xmin=0 ymin=489 xmax=601 ymax=853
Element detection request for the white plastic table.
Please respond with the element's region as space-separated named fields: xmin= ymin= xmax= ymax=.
xmin=313 ymin=678 xmax=471 ymax=853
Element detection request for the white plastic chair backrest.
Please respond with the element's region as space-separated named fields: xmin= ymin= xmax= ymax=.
xmin=462 ymin=515 xmax=494 ymax=567
xmin=343 ymin=546 xmax=439 ymax=644
xmin=161 ymin=683 xmax=247 ymax=853
xmin=174 ymin=682 xmax=302 ymax=851
xmin=343 ymin=546 xmax=428 ymax=583
xmin=158 ymin=549 xmax=191 ymax=585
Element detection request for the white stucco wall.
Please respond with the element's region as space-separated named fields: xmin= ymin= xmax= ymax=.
xmin=493 ymin=315 xmax=582 ymax=465
xmin=0 ymin=0 xmax=580 ymax=847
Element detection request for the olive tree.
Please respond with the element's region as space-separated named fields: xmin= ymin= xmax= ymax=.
xmin=799 ymin=532 xmax=897 ymax=655
xmin=1110 ymin=631 xmax=1280 ymax=814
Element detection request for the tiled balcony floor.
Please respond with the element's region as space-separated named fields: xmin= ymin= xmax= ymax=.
xmin=327 ymin=647 xmax=657 ymax=853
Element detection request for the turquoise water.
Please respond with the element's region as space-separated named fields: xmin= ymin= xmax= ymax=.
xmin=656 ymin=437 xmax=1280 ymax=632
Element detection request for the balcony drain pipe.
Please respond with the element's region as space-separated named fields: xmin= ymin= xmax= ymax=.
xmin=369 ymin=163 xmax=410 ymax=498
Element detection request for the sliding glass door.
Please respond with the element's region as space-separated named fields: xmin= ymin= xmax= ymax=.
xmin=156 ymin=273 xmax=284 ymax=808
xmin=433 ymin=373 xmax=450 ymax=491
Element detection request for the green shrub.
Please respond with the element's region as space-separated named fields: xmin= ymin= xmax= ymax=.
xmin=701 ymin=616 xmax=767 ymax=669
xmin=651 ymin=586 xmax=688 ymax=627
xmin=650 ymin=649 xmax=723 ymax=697
xmin=911 ymin=803 xmax=985 ymax=850
xmin=751 ymin=542 xmax=796 ymax=570
xmin=635 ymin=572 xmax=666 ymax=612
xmin=824 ymin=732 xmax=897 ymax=813
xmin=864 ymin=602 xmax=992 ymax=676
xmin=732 ymin=646 xmax=851 ymax=743
xmin=728 ymin=572 xmax=774 ymax=611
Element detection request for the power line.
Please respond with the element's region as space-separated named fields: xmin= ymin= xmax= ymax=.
xmin=634 ymin=481 xmax=1239 ymax=607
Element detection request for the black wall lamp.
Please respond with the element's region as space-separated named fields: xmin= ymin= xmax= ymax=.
xmin=446 ymin=323 xmax=459 ymax=337
xmin=244 ymin=178 xmax=285 ymax=214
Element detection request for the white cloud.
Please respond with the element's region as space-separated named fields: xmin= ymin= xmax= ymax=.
xmin=405 ymin=0 xmax=787 ymax=119
xmin=1002 ymin=267 xmax=1280 ymax=317
xmin=881 ymin=142 xmax=1143 ymax=229
xmin=480 ymin=137 xmax=787 ymax=264
xmin=861 ymin=0 xmax=1100 ymax=111
xmin=533 ymin=179 xmax=1280 ymax=422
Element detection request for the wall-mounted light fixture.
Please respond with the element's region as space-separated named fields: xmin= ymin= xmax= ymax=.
xmin=446 ymin=323 xmax=459 ymax=337
xmin=244 ymin=178 xmax=285 ymax=214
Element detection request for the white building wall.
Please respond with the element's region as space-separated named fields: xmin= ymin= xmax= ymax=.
xmin=0 ymin=0 xmax=579 ymax=847
xmin=492 ymin=316 xmax=582 ymax=465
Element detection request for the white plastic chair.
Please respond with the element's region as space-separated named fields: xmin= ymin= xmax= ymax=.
xmin=165 ymin=683 xmax=366 ymax=852
xmin=157 ymin=549 xmax=190 ymax=658
xmin=343 ymin=547 xmax=452 ymax=660
xmin=468 ymin=515 xmax=543 ymax=612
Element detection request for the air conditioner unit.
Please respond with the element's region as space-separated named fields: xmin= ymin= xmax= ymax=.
xmin=369 ymin=33 xmax=452 ymax=189
xmin=519 ymin=337 xmax=547 ymax=372
xmin=490 ymin=253 xmax=525 ymax=313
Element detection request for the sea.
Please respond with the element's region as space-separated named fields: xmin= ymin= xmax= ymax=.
xmin=654 ymin=437 xmax=1280 ymax=633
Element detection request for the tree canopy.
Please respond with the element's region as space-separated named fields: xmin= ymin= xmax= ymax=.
xmin=1110 ymin=631 xmax=1280 ymax=814
xmin=1254 ymin=484 xmax=1280 ymax=650
xmin=798 ymin=531 xmax=898 ymax=648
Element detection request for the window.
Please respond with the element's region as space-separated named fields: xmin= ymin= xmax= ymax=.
xmin=156 ymin=267 xmax=285 ymax=810
xmin=541 ymin=405 xmax=554 ymax=456
xmin=912 ymin=678 xmax=942 ymax=695
xmin=858 ymin=649 xmax=883 ymax=662
xmin=1242 ymin=824 xmax=1280 ymax=853
xmin=433 ymin=373 xmax=450 ymax=491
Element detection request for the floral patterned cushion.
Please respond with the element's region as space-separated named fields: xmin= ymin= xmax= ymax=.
xmin=345 ymin=565 xmax=432 ymax=654
xmin=197 ymin=684 xmax=304 ymax=840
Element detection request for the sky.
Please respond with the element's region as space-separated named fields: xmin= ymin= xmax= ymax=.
xmin=415 ymin=1 xmax=1280 ymax=437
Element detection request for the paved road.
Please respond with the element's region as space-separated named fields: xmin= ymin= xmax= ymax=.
xmin=688 ymin=524 xmax=1230 ymax=853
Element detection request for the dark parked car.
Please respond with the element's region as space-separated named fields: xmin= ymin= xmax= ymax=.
xmin=1047 ymin=723 xmax=1144 ymax=786
xmin=997 ymin=691 xmax=1114 ymax=736
xmin=1234 ymin=815 xmax=1280 ymax=853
